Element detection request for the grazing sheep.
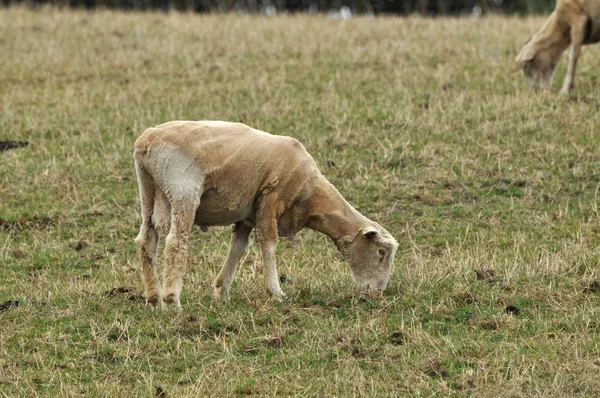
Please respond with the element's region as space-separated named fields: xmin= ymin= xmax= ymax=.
xmin=516 ymin=0 xmax=600 ymax=94
xmin=134 ymin=121 xmax=399 ymax=308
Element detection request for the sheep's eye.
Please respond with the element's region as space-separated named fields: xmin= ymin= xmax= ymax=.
xmin=378 ymin=249 xmax=386 ymax=258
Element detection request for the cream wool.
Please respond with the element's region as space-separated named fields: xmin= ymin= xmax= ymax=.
xmin=134 ymin=121 xmax=398 ymax=308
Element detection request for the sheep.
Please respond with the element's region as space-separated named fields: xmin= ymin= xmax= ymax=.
xmin=133 ymin=120 xmax=399 ymax=308
xmin=516 ymin=0 xmax=600 ymax=94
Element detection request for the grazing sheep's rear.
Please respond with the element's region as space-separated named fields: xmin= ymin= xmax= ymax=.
xmin=134 ymin=121 xmax=398 ymax=308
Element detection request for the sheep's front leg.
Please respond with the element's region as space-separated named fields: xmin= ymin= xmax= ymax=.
xmin=162 ymin=197 xmax=199 ymax=308
xmin=261 ymin=239 xmax=284 ymax=299
xmin=213 ymin=222 xmax=253 ymax=301
xmin=561 ymin=17 xmax=587 ymax=95
xmin=255 ymin=195 xmax=285 ymax=299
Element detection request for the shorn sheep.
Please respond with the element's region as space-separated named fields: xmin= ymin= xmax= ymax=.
xmin=134 ymin=121 xmax=399 ymax=308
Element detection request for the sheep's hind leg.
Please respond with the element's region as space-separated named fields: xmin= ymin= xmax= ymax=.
xmin=162 ymin=195 xmax=200 ymax=309
xmin=213 ymin=222 xmax=253 ymax=301
xmin=134 ymin=161 xmax=163 ymax=308
xmin=136 ymin=225 xmax=163 ymax=307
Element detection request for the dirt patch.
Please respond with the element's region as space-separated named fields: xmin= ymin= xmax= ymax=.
xmin=104 ymin=286 xmax=145 ymax=302
xmin=127 ymin=294 xmax=146 ymax=303
xmin=474 ymin=267 xmax=498 ymax=283
xmin=389 ymin=331 xmax=406 ymax=345
xmin=477 ymin=316 xmax=504 ymax=330
xmin=203 ymin=323 xmax=238 ymax=339
xmin=584 ymin=280 xmax=600 ymax=293
xmin=105 ymin=286 xmax=135 ymax=296
xmin=8 ymin=249 xmax=27 ymax=259
xmin=73 ymin=240 xmax=88 ymax=251
xmin=0 ymin=141 xmax=29 ymax=151
xmin=0 ymin=215 xmax=57 ymax=232
xmin=454 ymin=291 xmax=478 ymax=304
xmin=454 ymin=370 xmax=476 ymax=396
xmin=505 ymin=305 xmax=521 ymax=316
xmin=337 ymin=336 xmax=379 ymax=358
xmin=422 ymin=358 xmax=449 ymax=378
xmin=155 ymin=386 xmax=167 ymax=398
xmin=0 ymin=300 xmax=19 ymax=311
xmin=174 ymin=315 xmax=204 ymax=339
xmin=176 ymin=316 xmax=239 ymax=340
xmin=260 ymin=335 xmax=284 ymax=349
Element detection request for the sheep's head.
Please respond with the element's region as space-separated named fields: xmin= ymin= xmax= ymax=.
xmin=342 ymin=225 xmax=399 ymax=292
xmin=516 ymin=13 xmax=571 ymax=91
xmin=516 ymin=39 xmax=563 ymax=90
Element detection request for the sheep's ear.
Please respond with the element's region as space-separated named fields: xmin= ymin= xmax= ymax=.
xmin=362 ymin=226 xmax=379 ymax=239
xmin=516 ymin=44 xmax=536 ymax=63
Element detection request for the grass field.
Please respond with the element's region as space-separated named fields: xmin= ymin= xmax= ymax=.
xmin=1 ymin=6 xmax=600 ymax=396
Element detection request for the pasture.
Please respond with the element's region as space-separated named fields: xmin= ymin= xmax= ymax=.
xmin=1 ymin=7 xmax=599 ymax=396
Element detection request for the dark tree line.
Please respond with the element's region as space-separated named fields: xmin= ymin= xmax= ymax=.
xmin=3 ymin=0 xmax=556 ymax=14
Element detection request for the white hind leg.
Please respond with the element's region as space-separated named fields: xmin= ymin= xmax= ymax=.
xmin=138 ymin=145 xmax=205 ymax=309
xmin=152 ymin=189 xmax=171 ymax=237
xmin=134 ymin=161 xmax=163 ymax=307
xmin=162 ymin=195 xmax=199 ymax=308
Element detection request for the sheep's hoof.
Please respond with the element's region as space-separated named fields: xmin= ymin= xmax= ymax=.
xmin=145 ymin=294 xmax=163 ymax=308
xmin=269 ymin=290 xmax=286 ymax=302
xmin=212 ymin=286 xmax=230 ymax=301
xmin=162 ymin=293 xmax=181 ymax=309
xmin=560 ymin=85 xmax=572 ymax=95
xmin=145 ymin=296 xmax=158 ymax=306
xmin=212 ymin=278 xmax=230 ymax=301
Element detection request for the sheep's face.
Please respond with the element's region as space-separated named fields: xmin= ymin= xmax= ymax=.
xmin=343 ymin=225 xmax=398 ymax=292
xmin=516 ymin=36 xmax=565 ymax=90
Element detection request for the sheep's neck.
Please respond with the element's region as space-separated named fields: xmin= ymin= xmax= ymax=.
xmin=305 ymin=178 xmax=369 ymax=246
xmin=535 ymin=11 xmax=571 ymax=52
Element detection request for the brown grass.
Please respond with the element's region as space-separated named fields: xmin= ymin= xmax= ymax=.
xmin=1 ymin=6 xmax=600 ymax=396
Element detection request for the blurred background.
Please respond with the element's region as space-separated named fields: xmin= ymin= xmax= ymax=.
xmin=2 ymin=0 xmax=557 ymax=16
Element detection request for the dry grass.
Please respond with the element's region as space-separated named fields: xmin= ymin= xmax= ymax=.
xmin=1 ymin=6 xmax=600 ymax=396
